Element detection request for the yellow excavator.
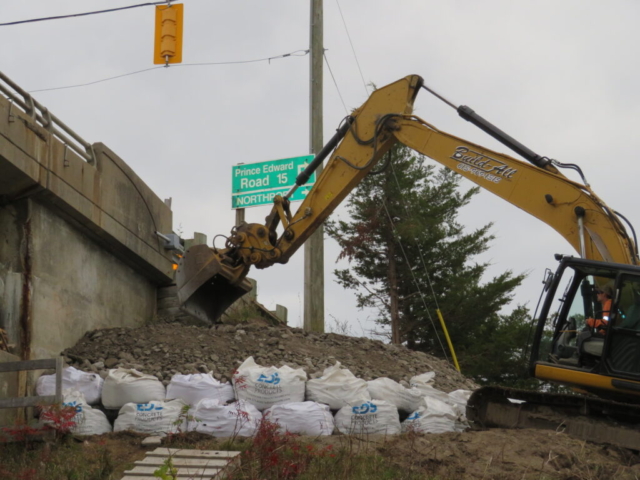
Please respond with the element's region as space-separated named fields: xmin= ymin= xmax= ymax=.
xmin=177 ymin=75 xmax=640 ymax=448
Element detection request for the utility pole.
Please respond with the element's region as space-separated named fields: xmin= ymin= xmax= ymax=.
xmin=304 ymin=0 xmax=324 ymax=332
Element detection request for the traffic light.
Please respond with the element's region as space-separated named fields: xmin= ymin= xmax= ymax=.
xmin=154 ymin=4 xmax=183 ymax=65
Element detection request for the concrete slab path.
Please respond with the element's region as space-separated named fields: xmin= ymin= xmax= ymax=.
xmin=121 ymin=447 xmax=240 ymax=480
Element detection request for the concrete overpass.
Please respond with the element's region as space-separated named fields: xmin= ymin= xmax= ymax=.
xmin=0 ymin=70 xmax=177 ymax=362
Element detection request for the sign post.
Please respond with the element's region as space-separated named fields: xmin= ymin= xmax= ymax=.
xmin=231 ymin=155 xmax=316 ymax=209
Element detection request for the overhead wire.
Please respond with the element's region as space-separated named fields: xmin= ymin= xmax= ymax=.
xmin=28 ymin=49 xmax=309 ymax=93
xmin=380 ymin=196 xmax=450 ymax=360
xmin=323 ymin=52 xmax=349 ymax=115
xmin=390 ymin=162 xmax=442 ymax=309
xmin=389 ymin=160 xmax=467 ymax=368
xmin=29 ymin=66 xmax=164 ymax=93
xmin=334 ymin=0 xmax=369 ymax=96
xmin=323 ymin=96 xmax=455 ymax=360
xmin=0 ymin=2 xmax=169 ymax=27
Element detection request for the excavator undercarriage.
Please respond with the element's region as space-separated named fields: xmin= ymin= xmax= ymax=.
xmin=468 ymin=386 xmax=640 ymax=451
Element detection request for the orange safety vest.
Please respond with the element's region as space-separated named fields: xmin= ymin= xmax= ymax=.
xmin=587 ymin=298 xmax=612 ymax=331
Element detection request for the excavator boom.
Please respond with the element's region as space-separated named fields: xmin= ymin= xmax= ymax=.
xmin=177 ymin=74 xmax=635 ymax=324
xmin=394 ymin=116 xmax=636 ymax=265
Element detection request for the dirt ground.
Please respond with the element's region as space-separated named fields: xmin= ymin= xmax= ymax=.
xmin=62 ymin=428 xmax=640 ymax=479
xmin=380 ymin=428 xmax=640 ymax=479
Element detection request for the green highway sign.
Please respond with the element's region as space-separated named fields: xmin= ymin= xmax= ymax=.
xmin=232 ymin=155 xmax=316 ymax=209
xmin=232 ymin=185 xmax=313 ymax=209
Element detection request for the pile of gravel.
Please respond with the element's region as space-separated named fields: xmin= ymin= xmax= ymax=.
xmin=62 ymin=322 xmax=477 ymax=393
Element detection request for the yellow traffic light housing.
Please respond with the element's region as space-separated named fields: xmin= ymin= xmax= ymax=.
xmin=154 ymin=4 xmax=183 ymax=65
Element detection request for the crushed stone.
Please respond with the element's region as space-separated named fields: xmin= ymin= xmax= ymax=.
xmin=62 ymin=321 xmax=478 ymax=392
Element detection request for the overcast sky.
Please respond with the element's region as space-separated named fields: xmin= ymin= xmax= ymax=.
xmin=2 ymin=1 xmax=640 ymax=343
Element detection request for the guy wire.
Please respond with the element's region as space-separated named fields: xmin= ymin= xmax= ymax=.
xmin=380 ymin=196 xmax=450 ymax=361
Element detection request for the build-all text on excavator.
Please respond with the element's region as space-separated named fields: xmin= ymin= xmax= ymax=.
xmin=176 ymin=75 xmax=640 ymax=449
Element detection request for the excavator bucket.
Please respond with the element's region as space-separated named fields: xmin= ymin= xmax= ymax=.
xmin=175 ymin=244 xmax=252 ymax=324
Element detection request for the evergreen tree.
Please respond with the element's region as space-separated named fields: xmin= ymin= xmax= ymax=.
xmin=327 ymin=144 xmax=530 ymax=383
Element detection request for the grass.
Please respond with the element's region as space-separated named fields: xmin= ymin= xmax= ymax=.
xmin=0 ymin=439 xmax=115 ymax=480
xmin=215 ymin=418 xmax=427 ymax=480
xmin=2 ymin=418 xmax=637 ymax=480
xmin=297 ymin=451 xmax=424 ymax=480
xmin=0 ymin=428 xmax=423 ymax=480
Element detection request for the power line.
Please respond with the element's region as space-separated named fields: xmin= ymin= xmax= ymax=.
xmin=29 ymin=66 xmax=163 ymax=93
xmin=380 ymin=198 xmax=450 ymax=360
xmin=0 ymin=2 xmax=169 ymax=27
xmin=28 ymin=49 xmax=309 ymax=93
xmin=390 ymin=162 xmax=441 ymax=309
xmin=323 ymin=52 xmax=349 ymax=114
xmin=334 ymin=0 xmax=369 ymax=96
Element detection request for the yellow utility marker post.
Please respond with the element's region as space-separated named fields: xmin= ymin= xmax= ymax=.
xmin=153 ymin=4 xmax=183 ymax=65
xmin=436 ymin=309 xmax=461 ymax=373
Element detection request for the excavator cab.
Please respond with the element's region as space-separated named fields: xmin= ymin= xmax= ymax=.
xmin=531 ymin=256 xmax=640 ymax=401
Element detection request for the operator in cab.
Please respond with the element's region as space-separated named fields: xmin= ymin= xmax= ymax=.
xmin=587 ymin=281 xmax=614 ymax=334
xmin=576 ymin=280 xmax=614 ymax=357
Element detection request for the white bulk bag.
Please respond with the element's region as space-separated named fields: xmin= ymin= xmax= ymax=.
xmin=102 ymin=368 xmax=166 ymax=409
xmin=190 ymin=399 xmax=262 ymax=438
xmin=367 ymin=377 xmax=423 ymax=413
xmin=447 ymin=389 xmax=472 ymax=428
xmin=114 ymin=399 xmax=187 ymax=435
xmin=401 ymin=396 xmax=463 ymax=434
xmin=409 ymin=372 xmax=435 ymax=389
xmin=166 ymin=373 xmax=235 ymax=407
xmin=41 ymin=390 xmax=111 ymax=436
xmin=36 ymin=367 xmax=103 ymax=405
xmin=232 ymin=357 xmax=306 ymax=411
xmin=264 ymin=402 xmax=334 ymax=436
xmin=334 ymin=400 xmax=401 ymax=435
xmin=305 ymin=362 xmax=370 ymax=410
xmin=409 ymin=381 xmax=453 ymax=404
xmin=448 ymin=389 xmax=473 ymax=416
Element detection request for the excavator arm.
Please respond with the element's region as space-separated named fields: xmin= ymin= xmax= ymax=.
xmin=394 ymin=116 xmax=635 ymax=265
xmin=176 ymin=74 xmax=636 ymax=324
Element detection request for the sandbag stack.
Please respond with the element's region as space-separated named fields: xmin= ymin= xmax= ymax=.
xmin=405 ymin=373 xmax=473 ymax=433
xmin=189 ymin=399 xmax=262 ymax=437
xmin=102 ymin=368 xmax=166 ymax=409
xmin=306 ymin=362 xmax=370 ymax=409
xmin=334 ymin=399 xmax=401 ymax=435
xmin=166 ymin=372 xmax=234 ymax=407
xmin=367 ymin=377 xmax=423 ymax=413
xmin=36 ymin=367 xmax=103 ymax=405
xmin=264 ymin=401 xmax=334 ymax=436
xmin=38 ymin=353 xmax=473 ymax=438
xmin=114 ymin=399 xmax=188 ymax=435
xmin=41 ymin=390 xmax=112 ymax=436
xmin=232 ymin=357 xmax=307 ymax=411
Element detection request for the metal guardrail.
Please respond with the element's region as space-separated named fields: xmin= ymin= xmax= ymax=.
xmin=0 ymin=357 xmax=64 ymax=408
xmin=0 ymin=70 xmax=95 ymax=164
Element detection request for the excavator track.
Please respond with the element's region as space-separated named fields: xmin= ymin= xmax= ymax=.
xmin=467 ymin=386 xmax=640 ymax=451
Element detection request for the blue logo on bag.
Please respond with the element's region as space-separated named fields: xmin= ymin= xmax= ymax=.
xmin=352 ymin=401 xmax=378 ymax=415
xmin=63 ymin=401 xmax=83 ymax=413
xmin=136 ymin=403 xmax=163 ymax=411
xmin=407 ymin=412 xmax=420 ymax=421
xmin=257 ymin=372 xmax=280 ymax=385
